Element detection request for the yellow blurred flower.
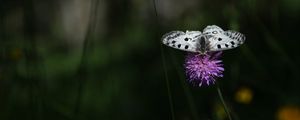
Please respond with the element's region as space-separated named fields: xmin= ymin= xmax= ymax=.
xmin=277 ymin=106 xmax=300 ymax=120
xmin=214 ymin=103 xmax=226 ymax=120
xmin=235 ymin=87 xmax=253 ymax=104
xmin=10 ymin=48 xmax=22 ymax=61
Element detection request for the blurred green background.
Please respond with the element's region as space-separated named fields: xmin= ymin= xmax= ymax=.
xmin=1 ymin=0 xmax=300 ymax=120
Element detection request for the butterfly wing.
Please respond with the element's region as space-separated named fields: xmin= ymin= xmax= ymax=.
xmin=162 ymin=25 xmax=246 ymax=52
xmin=202 ymin=25 xmax=245 ymax=51
xmin=202 ymin=25 xmax=224 ymax=36
xmin=208 ymin=30 xmax=246 ymax=51
xmin=162 ymin=31 xmax=202 ymax=52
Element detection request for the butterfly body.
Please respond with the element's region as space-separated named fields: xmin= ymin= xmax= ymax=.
xmin=162 ymin=25 xmax=245 ymax=54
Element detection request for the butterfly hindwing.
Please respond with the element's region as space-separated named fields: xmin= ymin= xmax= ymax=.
xmin=162 ymin=31 xmax=202 ymax=52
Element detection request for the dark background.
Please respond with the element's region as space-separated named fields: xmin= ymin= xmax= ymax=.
xmin=0 ymin=0 xmax=300 ymax=120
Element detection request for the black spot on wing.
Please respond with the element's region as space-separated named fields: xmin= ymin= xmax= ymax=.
xmin=177 ymin=44 xmax=181 ymax=48
xmin=230 ymin=41 xmax=235 ymax=45
xmin=217 ymin=44 xmax=221 ymax=49
xmin=162 ymin=31 xmax=184 ymax=41
xmin=184 ymin=38 xmax=189 ymax=41
xmin=229 ymin=34 xmax=232 ymax=38
xmin=218 ymin=38 xmax=222 ymax=41
xmin=234 ymin=32 xmax=238 ymax=36
xmin=225 ymin=44 xmax=229 ymax=48
xmin=224 ymin=32 xmax=229 ymax=36
xmin=172 ymin=41 xmax=176 ymax=43
xmin=185 ymin=45 xmax=189 ymax=49
xmin=236 ymin=33 xmax=241 ymax=39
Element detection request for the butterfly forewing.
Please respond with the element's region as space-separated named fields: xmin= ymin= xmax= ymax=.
xmin=203 ymin=25 xmax=224 ymax=36
xmin=224 ymin=30 xmax=245 ymax=45
xmin=162 ymin=31 xmax=202 ymax=52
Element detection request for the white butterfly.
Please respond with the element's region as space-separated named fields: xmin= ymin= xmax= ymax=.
xmin=162 ymin=25 xmax=245 ymax=54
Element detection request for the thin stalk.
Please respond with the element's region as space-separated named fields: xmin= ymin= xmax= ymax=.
xmin=74 ymin=0 xmax=99 ymax=118
xmin=152 ymin=0 xmax=175 ymax=119
xmin=216 ymin=83 xmax=232 ymax=120
xmin=170 ymin=53 xmax=199 ymax=120
xmin=160 ymin=48 xmax=175 ymax=120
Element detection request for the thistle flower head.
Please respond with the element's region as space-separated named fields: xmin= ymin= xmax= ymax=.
xmin=184 ymin=52 xmax=224 ymax=86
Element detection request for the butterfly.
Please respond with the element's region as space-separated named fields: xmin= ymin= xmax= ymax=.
xmin=162 ymin=25 xmax=245 ymax=54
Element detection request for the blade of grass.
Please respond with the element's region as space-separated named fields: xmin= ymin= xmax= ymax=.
xmin=73 ymin=0 xmax=99 ymax=118
xmin=216 ymin=82 xmax=232 ymax=120
xmin=170 ymin=53 xmax=200 ymax=120
xmin=152 ymin=0 xmax=175 ymax=119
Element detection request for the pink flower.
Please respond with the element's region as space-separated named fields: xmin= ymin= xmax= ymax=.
xmin=184 ymin=52 xmax=224 ymax=86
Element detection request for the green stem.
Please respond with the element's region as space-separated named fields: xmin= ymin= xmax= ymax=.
xmin=216 ymin=83 xmax=232 ymax=120
xmin=152 ymin=0 xmax=175 ymax=119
